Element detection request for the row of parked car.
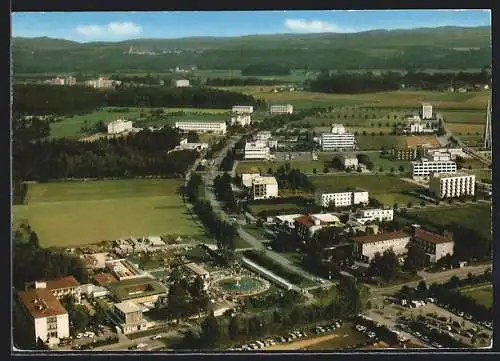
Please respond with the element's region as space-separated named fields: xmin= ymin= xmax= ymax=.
xmin=437 ymin=303 xmax=492 ymax=329
xmin=227 ymin=320 xmax=344 ymax=351
xmin=395 ymin=322 xmax=445 ymax=348
xmin=354 ymin=324 xmax=377 ymax=340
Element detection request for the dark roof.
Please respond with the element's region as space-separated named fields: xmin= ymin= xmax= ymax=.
xmin=350 ymin=231 xmax=410 ymax=244
xmin=18 ymin=288 xmax=67 ymax=319
xmin=45 ymin=276 xmax=80 ymax=290
xmin=414 ymin=229 xmax=452 ymax=244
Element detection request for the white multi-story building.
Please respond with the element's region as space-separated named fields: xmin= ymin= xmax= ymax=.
xmin=175 ymin=121 xmax=227 ymax=135
xmin=411 ymin=225 xmax=454 ymax=263
xmin=65 ymin=76 xmax=76 ymax=86
xmin=429 ymin=173 xmax=475 ymax=199
xmin=17 ymin=288 xmax=70 ymax=346
xmin=425 ymin=147 xmax=468 ymax=160
xmin=252 ymin=176 xmax=278 ymax=200
xmin=85 ymin=77 xmax=114 ymax=88
xmin=320 ymin=124 xmax=356 ymax=151
xmin=422 ymin=103 xmax=433 ymax=119
xmin=331 ymin=124 xmax=346 ymax=134
xmin=172 ymin=79 xmax=190 ymax=88
xmin=358 ymin=208 xmax=394 ymax=222
xmin=255 ymin=131 xmax=272 ymax=141
xmin=107 ymin=119 xmax=133 ymax=134
xmin=241 ymin=173 xmax=261 ymax=188
xmin=340 ymin=154 xmax=358 ymax=169
xmin=270 ymin=104 xmax=293 ymax=115
xmin=350 ymin=231 xmax=411 ymax=262
xmin=274 ymin=214 xmax=303 ymax=234
xmin=232 ymin=105 xmax=254 ymax=114
xmin=244 ymin=141 xmax=270 ymax=160
xmin=314 ymin=190 xmax=369 ymax=208
xmin=295 ymin=213 xmax=342 ymax=241
xmin=230 ymin=114 xmax=252 ymax=127
xmin=424 ymin=152 xmax=451 ymax=162
xmin=25 ymin=276 xmax=82 ymax=304
xmin=410 ymin=158 xmax=457 ymax=179
xmin=114 ymin=301 xmax=148 ymax=334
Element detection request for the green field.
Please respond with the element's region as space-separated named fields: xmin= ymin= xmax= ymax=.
xmin=50 ymin=106 xmax=229 ymax=139
xmin=13 ymin=179 xmax=206 ymax=247
xmin=460 ymin=284 xmax=493 ymax=308
xmin=441 ymin=110 xmax=487 ymax=124
xmin=356 ymin=135 xmax=406 ymax=150
xmin=198 ymin=69 xmax=314 ymax=83
xmin=406 ymin=203 xmax=491 ymax=240
xmin=237 ymin=160 xmax=326 ymax=174
xmin=309 ymin=174 xmax=425 ymax=206
xmin=248 ymin=202 xmax=308 ymax=216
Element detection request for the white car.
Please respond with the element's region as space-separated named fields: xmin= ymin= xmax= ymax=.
xmin=136 ymin=343 xmax=148 ymax=349
xmin=151 ymin=335 xmax=162 ymax=340
xmin=76 ymin=333 xmax=83 ymax=339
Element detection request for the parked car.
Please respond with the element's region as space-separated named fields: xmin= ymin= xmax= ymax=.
xmin=151 ymin=335 xmax=162 ymax=340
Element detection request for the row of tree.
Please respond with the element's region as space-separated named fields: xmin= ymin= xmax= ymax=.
xmin=241 ymin=64 xmax=291 ymax=76
xmin=205 ymin=77 xmax=281 ymax=87
xmin=13 ymin=84 xmax=266 ymax=116
xmin=270 ymin=163 xmax=314 ymax=192
xmin=309 ymin=70 xmax=491 ymax=94
xmin=213 ymin=172 xmax=237 ymax=213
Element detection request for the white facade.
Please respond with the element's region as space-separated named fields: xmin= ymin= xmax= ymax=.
xmin=252 ymin=176 xmax=278 ymax=200
xmin=410 ymin=123 xmax=424 ymax=133
xmin=107 ymin=119 xmax=133 ymax=134
xmin=320 ymin=133 xmax=356 ymax=151
xmin=232 ymin=105 xmax=254 ymax=114
xmin=358 ymin=208 xmax=394 ymax=222
xmin=429 ymin=173 xmax=475 ymax=199
xmin=270 ymin=104 xmax=294 ymax=115
xmin=314 ymin=190 xmax=369 ymax=208
xmin=424 ymin=152 xmax=451 ymax=162
xmin=34 ymin=314 xmax=70 ymax=346
xmin=172 ymin=79 xmax=190 ymax=88
xmin=340 ymin=154 xmax=358 ymax=168
xmin=412 ymin=227 xmax=454 ymax=263
xmin=274 ymin=214 xmax=303 ymax=233
xmin=426 ymin=147 xmax=468 ymax=160
xmin=175 ymin=121 xmax=227 ymax=134
xmin=241 ymin=173 xmax=261 ymax=188
xmin=422 ymin=103 xmax=433 ymax=119
xmin=331 ymin=124 xmax=346 ymax=134
xmin=351 ymin=232 xmax=411 ymax=262
xmin=85 ymin=77 xmax=114 ymax=88
xmin=410 ymin=158 xmax=457 ymax=179
xmin=231 ymin=114 xmax=252 ymax=127
xmin=255 ymin=131 xmax=272 ymax=141
xmin=244 ymin=142 xmax=270 ymax=160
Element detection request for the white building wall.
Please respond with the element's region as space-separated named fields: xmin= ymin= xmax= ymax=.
xmin=232 ymin=106 xmax=254 ymax=114
xmin=435 ymin=242 xmax=454 ymax=261
xmin=429 ymin=174 xmax=475 ymax=199
xmin=231 ymin=114 xmax=252 ymax=126
xmin=359 ymin=209 xmax=394 ymax=221
xmin=321 ymin=133 xmax=356 ymax=151
xmin=270 ymin=104 xmax=293 ymax=114
xmin=410 ymin=160 xmax=457 ymax=179
xmin=241 ymin=173 xmax=261 ymax=188
xmin=422 ymin=104 xmax=433 ymax=119
xmin=175 ymin=121 xmax=227 ymax=134
xmin=173 ymin=79 xmax=190 ymax=87
xmin=352 ymin=191 xmax=369 ymax=205
xmin=359 ymin=236 xmax=411 ymax=261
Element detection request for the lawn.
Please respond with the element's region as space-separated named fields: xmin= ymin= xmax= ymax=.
xmin=13 ymin=179 xmax=206 ymax=247
xmin=466 ymin=169 xmax=492 ymax=182
xmin=248 ymin=202 xmax=310 ymax=217
xmin=356 ymin=135 xmax=406 ymax=150
xmin=441 ymin=110 xmax=488 ymax=124
xmin=237 ymin=160 xmax=326 ymax=174
xmin=459 ymin=284 xmax=493 ymax=309
xmin=405 ymin=203 xmax=491 ymax=240
xmin=309 ymin=174 xmax=425 ymax=207
xmin=446 ymin=123 xmax=485 ymax=136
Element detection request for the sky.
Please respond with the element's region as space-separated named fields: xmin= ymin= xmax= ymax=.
xmin=11 ymin=10 xmax=491 ymax=42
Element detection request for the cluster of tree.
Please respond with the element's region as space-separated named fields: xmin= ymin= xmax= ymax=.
xmin=12 ymin=225 xmax=89 ymax=290
xmin=219 ymin=149 xmax=236 ymax=172
xmin=244 ymin=197 xmax=319 ymax=218
xmin=13 ymin=125 xmax=198 ymax=181
xmin=241 ymin=64 xmax=291 ymax=76
xmin=205 ymin=77 xmax=280 ymax=86
xmin=356 ymin=154 xmax=374 ymax=170
xmin=164 ymin=273 xmax=210 ymax=320
xmin=60 ymin=295 xmax=107 ymax=333
xmin=243 ymin=250 xmax=305 ymax=285
xmin=270 ymin=163 xmax=314 ymax=192
xmin=176 ymin=276 xmax=364 ymax=350
xmin=403 ymin=242 xmax=429 ymax=272
xmin=213 ymin=172 xmax=237 ymax=212
xmin=205 ymin=137 xmax=229 ymax=159
xmin=368 ymin=249 xmax=400 ymax=283
xmin=185 ymin=173 xmax=237 ymax=255
xmin=245 ymin=290 xmax=302 ymax=311
xmin=13 ymin=84 xmax=265 ymax=116
xmin=257 ymin=108 xmax=328 ymax=131
xmin=308 ymin=69 xmax=491 ymax=94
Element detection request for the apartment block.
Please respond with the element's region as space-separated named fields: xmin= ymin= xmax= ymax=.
xmin=230 ymin=114 xmax=252 ymax=127
xmin=410 ymin=158 xmax=457 ymax=179
xmin=314 ymin=190 xmax=369 ymax=208
xmin=295 ymin=213 xmax=342 ymax=241
xmin=252 ymin=176 xmax=278 ymax=200
xmin=107 ymin=119 xmax=133 ymax=134
xmin=270 ymin=104 xmax=294 ymax=115
xmin=391 ymin=146 xmax=418 ymax=160
xmin=114 ymin=301 xmax=148 ymax=334
xmin=232 ymin=105 xmax=254 ymax=114
xmin=175 ymin=121 xmax=227 ymax=135
xmin=358 ymin=208 xmax=394 ymax=222
xmin=422 ymin=103 xmax=433 ymax=119
xmin=340 ymin=154 xmax=358 ymax=168
xmin=410 ymin=225 xmax=454 ymax=263
xmin=350 ymin=231 xmax=411 ymax=262
xmin=429 ymin=173 xmax=475 ymax=199
xmin=244 ymin=141 xmax=270 ymax=160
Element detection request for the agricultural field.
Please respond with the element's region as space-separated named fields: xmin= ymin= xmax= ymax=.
xmin=404 ymin=136 xmax=441 ymax=148
xmin=237 ymin=160 xmax=325 ymax=174
xmin=224 ymin=88 xmax=490 ymax=110
xmin=405 ymin=203 xmax=491 ymax=241
xmin=248 ymin=202 xmax=309 ymax=217
xmin=309 ymin=174 xmax=425 ymax=206
xmin=459 ymin=284 xmax=493 ymax=309
xmin=446 ymin=123 xmax=484 ymax=136
xmin=13 ymin=179 xmax=206 ymax=247
xmin=197 ymin=69 xmax=314 ymax=83
xmin=50 ymin=106 xmax=229 ymax=139
xmin=356 ymin=135 xmax=406 ymax=150
xmin=441 ymin=110 xmax=488 ymax=124
xmin=466 ymin=168 xmax=492 ymax=182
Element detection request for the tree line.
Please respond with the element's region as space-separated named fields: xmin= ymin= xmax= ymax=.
xmin=214 ymin=173 xmax=237 ymax=213
xmin=13 ymin=122 xmax=198 ymax=182
xmin=13 ymin=84 xmax=266 ymax=116
xmin=205 ymin=77 xmax=281 ymax=87
xmin=308 ymin=69 xmax=491 ymax=94
xmin=241 ymin=64 xmax=291 ymax=76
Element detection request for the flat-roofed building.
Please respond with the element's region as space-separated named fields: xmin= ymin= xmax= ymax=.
xmin=184 ymin=262 xmax=210 ymax=280
xmin=340 ymin=154 xmax=358 ymax=169
xmin=429 ymin=172 xmax=475 ymax=199
xmin=175 ymin=121 xmax=227 ymax=135
xmin=410 ymin=158 xmax=457 ymax=179
xmin=255 ymin=131 xmax=272 ymax=141
xmin=320 ymin=125 xmax=356 ymax=151
xmin=422 ymin=103 xmax=433 ymax=119
xmin=270 ymin=104 xmax=293 ymax=115
xmin=330 ymin=124 xmax=346 ymax=134
xmin=241 ymin=173 xmax=261 ymax=188
xmin=17 ymin=288 xmax=70 ymax=346
xmin=410 ymin=225 xmax=454 ymax=263
xmin=105 ymin=259 xmax=141 ymax=281
xmin=244 ymin=141 xmax=270 ymax=160
xmin=314 ymin=189 xmax=369 ymax=208
xmin=107 ymin=119 xmax=133 ymax=134
xmin=358 ymin=208 xmax=394 ymax=222
xmin=274 ymin=214 xmax=303 ymax=234
xmin=252 ymin=176 xmax=278 ymax=200
xmin=391 ymin=146 xmax=418 ymax=160
xmin=114 ymin=301 xmax=148 ymax=334
xmin=231 ymin=114 xmax=252 ymax=127
xmin=172 ymin=79 xmax=190 ymax=88
xmin=108 ymin=278 xmax=166 ymax=304
xmin=350 ymin=231 xmax=411 ymax=262
xmin=232 ymin=105 xmax=254 ymax=114
xmin=295 ymin=213 xmax=343 ymax=241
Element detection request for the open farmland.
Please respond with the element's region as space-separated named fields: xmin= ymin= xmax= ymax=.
xmin=441 ymin=109 xmax=488 ymax=124
xmin=446 ymin=123 xmax=484 ymax=136
xmin=248 ymin=201 xmax=310 ymax=217
xmin=404 ymin=135 xmax=441 ymax=147
xmin=237 ymin=160 xmax=325 ymax=174
xmin=356 ymin=135 xmax=406 ymax=150
xmin=309 ymin=174 xmax=425 ymax=206
xmin=13 ymin=179 xmax=206 ymax=247
xmin=459 ymin=284 xmax=493 ymax=309
xmin=404 ymin=203 xmax=491 ymax=240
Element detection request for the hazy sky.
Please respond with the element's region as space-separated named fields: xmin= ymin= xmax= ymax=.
xmin=12 ymin=10 xmax=491 ymax=42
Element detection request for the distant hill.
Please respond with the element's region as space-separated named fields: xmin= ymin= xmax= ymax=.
xmin=12 ymin=26 xmax=492 ymax=74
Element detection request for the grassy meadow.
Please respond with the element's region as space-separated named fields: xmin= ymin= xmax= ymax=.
xmin=13 ymin=179 xmax=206 ymax=247
xmin=459 ymin=284 xmax=493 ymax=309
